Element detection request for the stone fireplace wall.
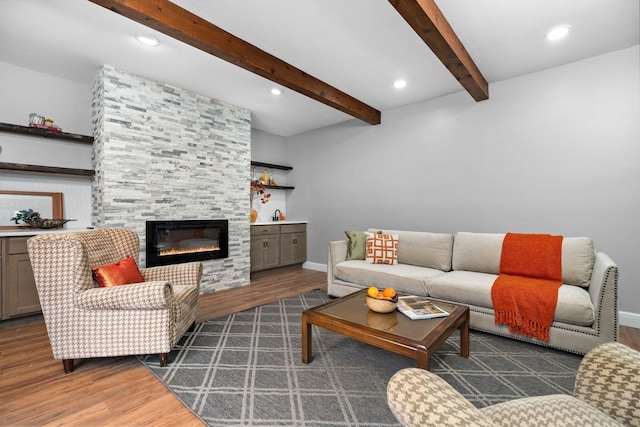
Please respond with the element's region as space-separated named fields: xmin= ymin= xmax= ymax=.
xmin=91 ymin=66 xmax=251 ymax=293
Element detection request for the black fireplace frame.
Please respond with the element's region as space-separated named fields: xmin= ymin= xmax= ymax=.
xmin=145 ymin=219 xmax=229 ymax=267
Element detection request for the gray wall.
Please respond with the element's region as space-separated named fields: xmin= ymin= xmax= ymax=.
xmin=285 ymin=47 xmax=640 ymax=319
xmin=251 ymin=129 xmax=288 ymax=164
xmin=2 ymin=47 xmax=638 ymax=321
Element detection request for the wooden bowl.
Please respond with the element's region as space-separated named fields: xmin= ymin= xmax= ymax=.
xmin=366 ymin=295 xmax=398 ymax=313
xmin=23 ymin=218 xmax=76 ymax=229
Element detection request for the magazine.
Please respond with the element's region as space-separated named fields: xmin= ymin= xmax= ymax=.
xmin=397 ymin=296 xmax=449 ymax=320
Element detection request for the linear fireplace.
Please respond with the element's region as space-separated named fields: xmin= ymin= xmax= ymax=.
xmin=145 ymin=219 xmax=229 ymax=267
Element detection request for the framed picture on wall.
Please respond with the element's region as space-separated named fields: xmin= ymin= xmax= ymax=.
xmin=0 ymin=191 xmax=63 ymax=230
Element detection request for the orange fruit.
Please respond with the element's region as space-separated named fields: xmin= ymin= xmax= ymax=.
xmin=367 ymin=286 xmax=379 ymax=297
xmin=377 ymin=292 xmax=384 ymax=299
xmin=383 ymin=287 xmax=396 ymax=299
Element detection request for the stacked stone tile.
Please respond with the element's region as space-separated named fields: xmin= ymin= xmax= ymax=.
xmin=91 ymin=66 xmax=251 ymax=292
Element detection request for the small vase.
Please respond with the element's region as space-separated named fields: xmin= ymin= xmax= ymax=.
xmin=250 ymin=206 xmax=258 ymax=223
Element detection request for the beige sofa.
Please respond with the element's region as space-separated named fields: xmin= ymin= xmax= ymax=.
xmin=328 ymin=229 xmax=618 ymax=354
xmin=387 ymin=342 xmax=640 ymax=427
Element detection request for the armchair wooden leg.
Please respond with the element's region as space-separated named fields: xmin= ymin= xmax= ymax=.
xmin=159 ymin=353 xmax=168 ymax=367
xmin=62 ymin=359 xmax=75 ymax=374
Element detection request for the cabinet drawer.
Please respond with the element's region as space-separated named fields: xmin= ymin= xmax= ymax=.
xmin=9 ymin=237 xmax=31 ymax=255
xmin=281 ymin=223 xmax=306 ymax=233
xmin=251 ymin=225 xmax=280 ymax=235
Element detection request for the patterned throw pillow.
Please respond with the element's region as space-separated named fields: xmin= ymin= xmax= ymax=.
xmin=365 ymin=232 xmax=399 ymax=265
xmin=92 ymin=256 xmax=145 ymax=287
xmin=345 ymin=230 xmax=366 ymax=260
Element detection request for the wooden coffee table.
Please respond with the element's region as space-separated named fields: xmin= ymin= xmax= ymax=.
xmin=302 ymin=289 xmax=469 ymax=370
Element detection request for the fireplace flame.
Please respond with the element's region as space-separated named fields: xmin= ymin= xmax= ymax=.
xmin=159 ymin=246 xmax=220 ymax=256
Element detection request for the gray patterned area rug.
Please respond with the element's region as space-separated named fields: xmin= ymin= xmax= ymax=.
xmin=139 ymin=290 xmax=582 ymax=426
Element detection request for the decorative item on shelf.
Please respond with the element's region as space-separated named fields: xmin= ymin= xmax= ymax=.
xmin=10 ymin=208 xmax=76 ymax=229
xmin=250 ymin=179 xmax=271 ymax=223
xmin=29 ymin=113 xmax=44 ymax=126
xmin=261 ymin=169 xmax=269 ymax=185
xmin=28 ymin=113 xmax=61 ymax=131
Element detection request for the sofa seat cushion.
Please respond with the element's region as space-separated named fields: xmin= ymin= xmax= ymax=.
xmin=172 ymin=284 xmax=199 ymax=337
xmin=428 ymin=271 xmax=595 ymax=326
xmin=334 ymin=260 xmax=444 ymax=296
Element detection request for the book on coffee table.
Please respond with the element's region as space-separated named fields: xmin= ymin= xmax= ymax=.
xmin=397 ymin=296 xmax=449 ymax=320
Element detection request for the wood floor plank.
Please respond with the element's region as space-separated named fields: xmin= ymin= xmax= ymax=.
xmin=0 ymin=267 xmax=637 ymax=426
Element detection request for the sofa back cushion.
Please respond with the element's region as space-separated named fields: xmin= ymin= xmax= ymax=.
xmin=562 ymin=237 xmax=596 ymax=287
xmin=452 ymin=232 xmax=503 ymax=275
xmin=452 ymin=232 xmax=595 ymax=287
xmin=368 ymin=229 xmax=453 ymax=271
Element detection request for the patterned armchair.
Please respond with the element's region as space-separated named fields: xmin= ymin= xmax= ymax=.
xmin=387 ymin=342 xmax=640 ymax=427
xmin=27 ymin=228 xmax=202 ymax=374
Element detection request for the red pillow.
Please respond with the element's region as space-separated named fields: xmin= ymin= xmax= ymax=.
xmin=92 ymin=257 xmax=145 ymax=287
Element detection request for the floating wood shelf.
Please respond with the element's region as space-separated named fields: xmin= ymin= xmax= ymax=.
xmin=265 ymin=185 xmax=294 ymax=190
xmin=251 ymin=161 xmax=295 ymax=190
xmin=251 ymin=161 xmax=293 ymax=171
xmin=0 ymin=162 xmax=94 ymax=177
xmin=0 ymin=122 xmax=95 ymax=177
xmin=0 ymin=122 xmax=94 ymax=144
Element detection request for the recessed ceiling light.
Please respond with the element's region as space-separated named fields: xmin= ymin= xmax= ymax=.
xmin=270 ymin=88 xmax=282 ymax=96
xmin=393 ymin=79 xmax=407 ymax=89
xmin=546 ymin=25 xmax=571 ymax=41
xmin=135 ymin=34 xmax=160 ymax=46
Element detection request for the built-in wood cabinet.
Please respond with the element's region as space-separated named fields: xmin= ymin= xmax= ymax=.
xmin=280 ymin=223 xmax=306 ymax=267
xmin=250 ymin=225 xmax=281 ymax=272
xmin=1 ymin=236 xmax=40 ymax=320
xmin=250 ymin=223 xmax=306 ymax=273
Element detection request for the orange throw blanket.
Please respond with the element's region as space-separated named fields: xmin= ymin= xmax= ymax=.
xmin=491 ymin=233 xmax=563 ymax=342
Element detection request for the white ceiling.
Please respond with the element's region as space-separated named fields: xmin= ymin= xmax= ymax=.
xmin=1 ymin=0 xmax=638 ymax=137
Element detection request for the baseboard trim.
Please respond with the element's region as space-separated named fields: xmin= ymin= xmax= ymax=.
xmin=620 ymin=311 xmax=640 ymax=328
xmin=303 ymin=261 xmax=326 ymax=272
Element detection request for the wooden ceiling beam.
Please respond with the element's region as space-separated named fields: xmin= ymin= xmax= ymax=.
xmin=89 ymin=0 xmax=381 ymax=125
xmin=389 ymin=0 xmax=489 ymax=101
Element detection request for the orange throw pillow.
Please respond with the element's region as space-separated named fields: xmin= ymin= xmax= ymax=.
xmin=365 ymin=232 xmax=398 ymax=265
xmin=93 ymin=257 xmax=145 ymax=287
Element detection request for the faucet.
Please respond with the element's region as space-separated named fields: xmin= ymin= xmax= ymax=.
xmin=273 ymin=209 xmax=281 ymax=221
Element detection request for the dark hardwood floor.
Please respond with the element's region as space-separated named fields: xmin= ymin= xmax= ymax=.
xmin=0 ymin=268 xmax=638 ymax=426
